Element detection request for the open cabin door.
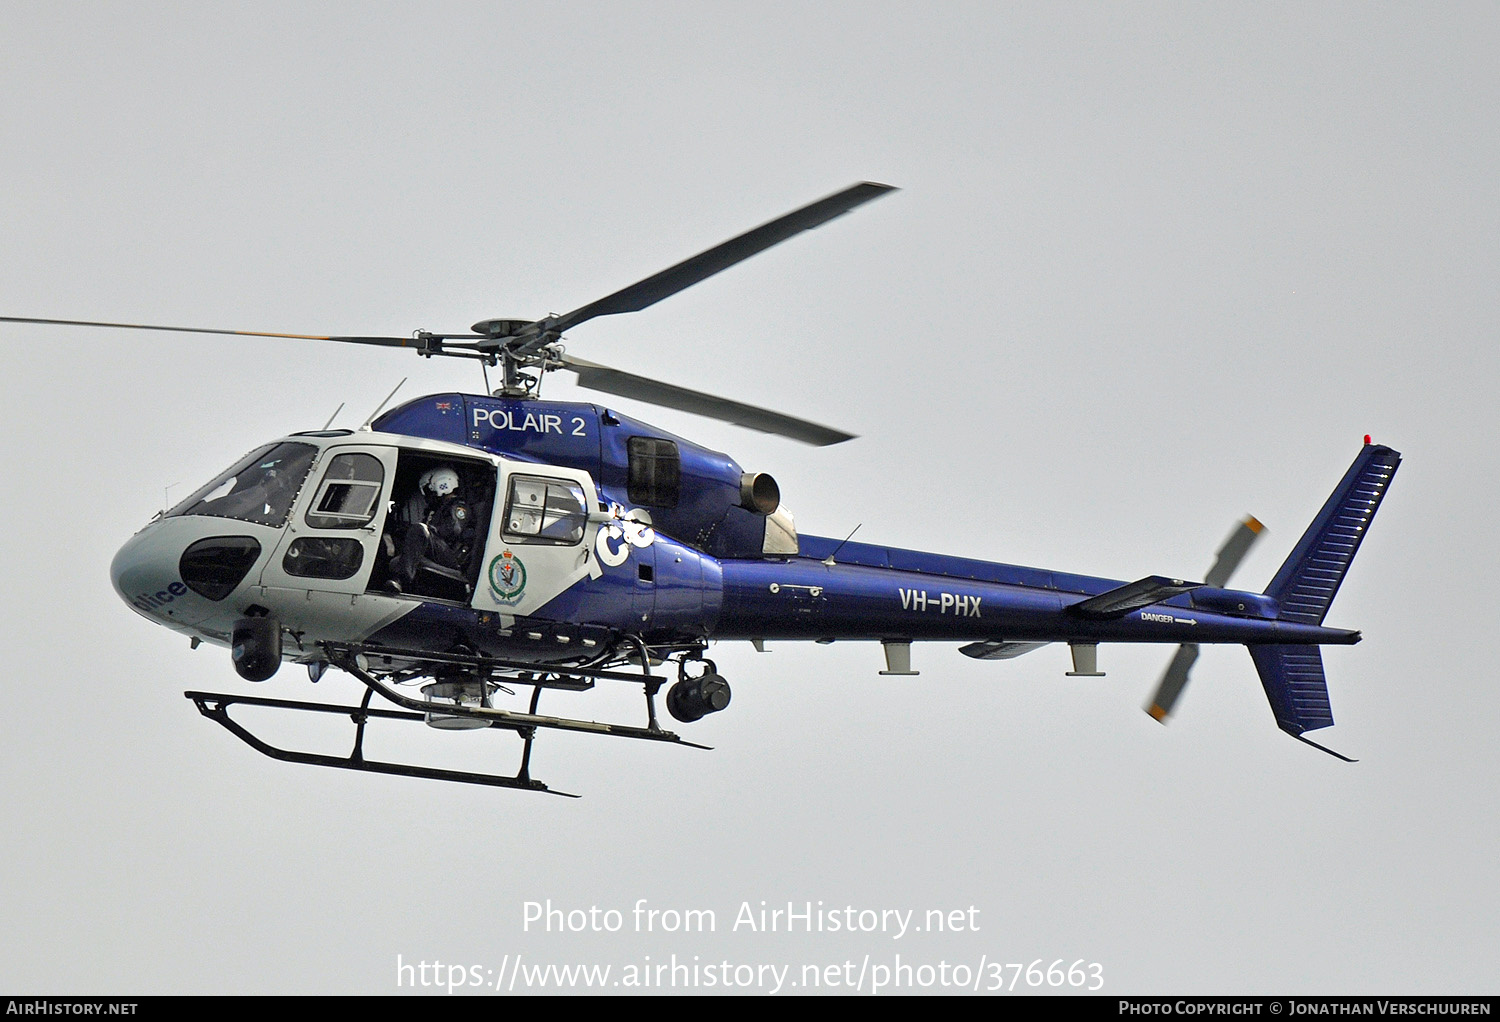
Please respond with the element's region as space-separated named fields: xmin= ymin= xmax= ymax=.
xmin=362 ymin=448 xmax=500 ymax=604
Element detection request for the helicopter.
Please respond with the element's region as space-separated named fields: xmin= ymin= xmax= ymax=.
xmin=5 ymin=183 xmax=1400 ymax=796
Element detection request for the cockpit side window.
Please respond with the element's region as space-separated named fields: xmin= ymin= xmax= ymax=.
xmin=305 ymin=453 xmax=384 ymax=529
xmin=503 ymin=475 xmax=587 ymax=545
xmin=167 ymin=442 xmax=318 ymax=529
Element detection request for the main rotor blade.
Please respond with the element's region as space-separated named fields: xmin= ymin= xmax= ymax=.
xmin=537 ymin=181 xmax=896 ymax=340
xmin=1203 ymin=516 xmax=1265 ymax=589
xmin=0 ymin=316 xmax=422 ymax=349
xmin=560 ymin=353 xmax=855 ymax=446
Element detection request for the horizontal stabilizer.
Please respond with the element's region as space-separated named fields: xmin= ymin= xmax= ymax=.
xmin=959 ymin=640 xmax=1050 ymax=661
xmin=1070 ymin=576 xmax=1201 ymax=619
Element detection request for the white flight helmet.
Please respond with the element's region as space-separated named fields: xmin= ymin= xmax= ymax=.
xmin=420 ymin=466 xmax=461 ymax=498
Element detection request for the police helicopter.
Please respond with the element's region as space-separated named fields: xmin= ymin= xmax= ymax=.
xmin=5 ymin=183 xmax=1400 ymax=795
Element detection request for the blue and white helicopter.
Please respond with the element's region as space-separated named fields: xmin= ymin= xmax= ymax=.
xmin=6 ymin=183 xmax=1400 ymax=795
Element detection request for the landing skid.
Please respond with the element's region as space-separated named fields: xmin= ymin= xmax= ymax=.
xmin=187 ymin=690 xmax=574 ymax=795
xmin=185 ymin=640 xmax=711 ymax=795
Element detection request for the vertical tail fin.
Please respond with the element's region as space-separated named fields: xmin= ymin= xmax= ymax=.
xmin=1248 ymin=643 xmax=1333 ymax=735
xmin=1250 ymin=442 xmax=1400 ymax=750
xmin=1264 ymin=443 xmax=1401 ymax=625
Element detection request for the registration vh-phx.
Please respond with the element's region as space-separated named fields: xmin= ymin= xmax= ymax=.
xmin=6 ymin=183 xmax=1399 ymax=795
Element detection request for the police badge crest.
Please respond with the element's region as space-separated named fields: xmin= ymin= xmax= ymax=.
xmin=488 ymin=549 xmax=527 ymax=604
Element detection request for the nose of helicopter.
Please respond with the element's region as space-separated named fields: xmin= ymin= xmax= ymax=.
xmin=111 ymin=519 xmax=256 ymax=628
xmin=111 ymin=521 xmax=194 ymax=625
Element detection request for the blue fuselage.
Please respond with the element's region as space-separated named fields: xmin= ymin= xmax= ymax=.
xmin=711 ymin=541 xmax=1356 ymax=647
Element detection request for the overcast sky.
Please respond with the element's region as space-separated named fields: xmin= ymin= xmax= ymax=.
xmin=2 ymin=2 xmax=1496 ymax=995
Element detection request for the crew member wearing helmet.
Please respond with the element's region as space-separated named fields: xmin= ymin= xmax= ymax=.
xmin=388 ymin=464 xmax=480 ymax=588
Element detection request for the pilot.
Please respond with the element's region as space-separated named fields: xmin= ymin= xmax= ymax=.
xmin=388 ymin=465 xmax=480 ymax=585
xmin=216 ymin=456 xmax=303 ymax=524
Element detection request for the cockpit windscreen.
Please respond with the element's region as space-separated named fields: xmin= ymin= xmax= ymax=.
xmin=166 ymin=442 xmax=318 ymax=528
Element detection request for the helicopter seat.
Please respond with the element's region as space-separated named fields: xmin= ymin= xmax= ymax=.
xmin=388 ymin=522 xmax=473 ymax=598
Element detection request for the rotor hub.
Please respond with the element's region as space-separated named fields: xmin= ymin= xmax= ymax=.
xmin=470 ymin=318 xmax=537 ymax=339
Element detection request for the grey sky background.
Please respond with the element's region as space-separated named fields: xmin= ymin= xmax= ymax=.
xmin=1 ymin=2 xmax=1495 ymax=995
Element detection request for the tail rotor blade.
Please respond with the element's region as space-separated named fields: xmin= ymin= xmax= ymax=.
xmin=1146 ymin=517 xmax=1265 ymax=724
xmin=1203 ymin=516 xmax=1264 ymax=589
xmin=1146 ymin=643 xmax=1200 ymax=723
